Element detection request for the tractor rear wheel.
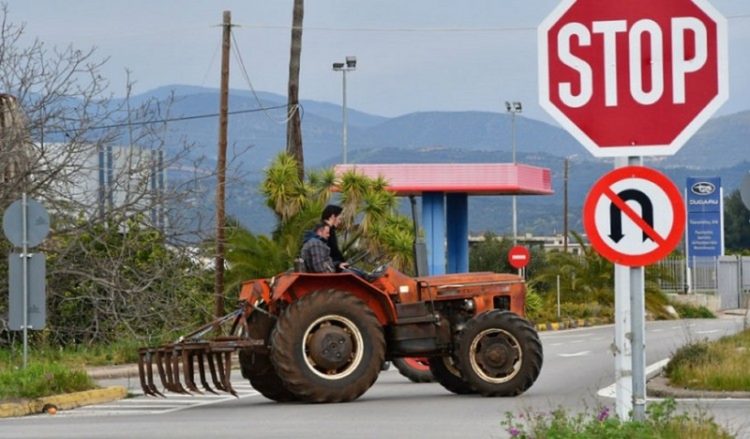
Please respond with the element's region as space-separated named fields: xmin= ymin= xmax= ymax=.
xmin=429 ymin=355 xmax=474 ymax=394
xmin=270 ymin=290 xmax=385 ymax=403
xmin=455 ymin=310 xmax=543 ymax=396
xmin=238 ymin=309 xmax=297 ymax=402
xmin=393 ymin=357 xmax=434 ymax=383
xmin=239 ymin=350 xmax=296 ymax=402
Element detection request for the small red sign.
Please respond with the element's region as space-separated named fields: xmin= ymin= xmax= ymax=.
xmin=508 ymin=245 xmax=531 ymax=269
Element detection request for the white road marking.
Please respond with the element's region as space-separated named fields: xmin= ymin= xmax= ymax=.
xmin=52 ymin=379 xmax=260 ymax=418
xmin=559 ymin=351 xmax=591 ymax=357
xmin=695 ymin=329 xmax=719 ymax=335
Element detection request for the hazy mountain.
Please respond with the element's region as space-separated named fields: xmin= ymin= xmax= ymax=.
xmin=123 ymin=85 xmax=748 ymax=235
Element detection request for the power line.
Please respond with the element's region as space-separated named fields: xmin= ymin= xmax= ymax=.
xmin=47 ymin=104 xmax=291 ymax=134
xmin=230 ymin=29 xmax=300 ymax=124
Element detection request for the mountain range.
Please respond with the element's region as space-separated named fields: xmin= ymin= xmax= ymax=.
xmin=130 ymin=85 xmax=749 ymax=236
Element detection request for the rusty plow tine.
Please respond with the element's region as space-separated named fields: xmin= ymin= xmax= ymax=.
xmin=137 ymin=348 xmax=156 ymax=397
xmin=171 ymin=346 xmax=189 ymax=394
xmin=182 ymin=346 xmax=200 ymax=393
xmin=222 ymin=351 xmax=238 ymax=397
xmin=214 ymin=350 xmax=230 ymax=394
xmin=144 ymin=349 xmax=164 ymax=397
xmin=196 ymin=349 xmax=218 ymax=395
xmin=207 ymin=350 xmax=226 ymax=392
xmin=155 ymin=348 xmax=171 ymax=393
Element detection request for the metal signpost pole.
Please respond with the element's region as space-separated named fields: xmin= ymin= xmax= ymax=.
xmin=21 ymin=192 xmax=29 ymax=368
xmin=613 ymin=158 xmax=632 ymax=419
xmin=630 ymin=265 xmax=646 ymax=421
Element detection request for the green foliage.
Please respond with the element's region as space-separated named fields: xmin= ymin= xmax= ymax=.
xmin=227 ymin=153 xmax=415 ymax=285
xmin=664 ymin=341 xmax=712 ymax=377
xmin=36 ymin=214 xmax=213 ymax=346
xmin=468 ymin=232 xmax=545 ymax=276
xmin=0 ymin=361 xmax=95 ymax=400
xmin=671 ymin=302 xmax=716 ymax=319
xmin=501 ymin=398 xmax=732 ymax=439
xmin=527 ymin=231 xmax=674 ymax=321
xmin=724 ymin=189 xmax=750 ymax=253
xmin=524 ymin=286 xmax=544 ymax=319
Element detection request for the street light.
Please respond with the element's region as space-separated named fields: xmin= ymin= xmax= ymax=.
xmin=333 ymin=56 xmax=357 ymax=164
xmin=505 ymin=101 xmax=522 ymax=245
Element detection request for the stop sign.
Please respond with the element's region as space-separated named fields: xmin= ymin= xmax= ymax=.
xmin=538 ymin=0 xmax=728 ymax=157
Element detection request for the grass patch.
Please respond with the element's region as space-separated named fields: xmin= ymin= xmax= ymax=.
xmin=0 ymin=338 xmax=142 ymax=402
xmin=671 ymin=302 xmax=715 ymax=319
xmin=665 ymin=329 xmax=750 ymax=391
xmin=0 ymin=361 xmax=96 ymax=400
xmin=0 ymin=338 xmax=142 ymax=369
xmin=502 ymin=399 xmax=732 ymax=438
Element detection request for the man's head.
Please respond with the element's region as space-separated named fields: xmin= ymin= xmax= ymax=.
xmin=321 ymin=204 xmax=343 ymax=227
xmin=313 ymin=222 xmax=331 ymax=240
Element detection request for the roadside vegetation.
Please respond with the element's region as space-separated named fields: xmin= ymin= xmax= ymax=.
xmin=0 ymin=361 xmax=94 ymax=400
xmin=665 ymin=328 xmax=750 ymax=392
xmin=501 ymin=398 xmax=732 ymax=439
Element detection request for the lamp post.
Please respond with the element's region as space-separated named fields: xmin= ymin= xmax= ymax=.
xmin=505 ymin=101 xmax=522 ymax=245
xmin=333 ymin=56 xmax=357 ymax=164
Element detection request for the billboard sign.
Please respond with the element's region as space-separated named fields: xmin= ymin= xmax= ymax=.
xmin=685 ymin=176 xmax=722 ymax=260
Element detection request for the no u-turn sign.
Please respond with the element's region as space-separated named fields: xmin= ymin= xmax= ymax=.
xmin=583 ymin=166 xmax=685 ymax=266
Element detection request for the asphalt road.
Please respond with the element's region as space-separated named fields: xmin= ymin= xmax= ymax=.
xmin=1 ymin=316 xmax=747 ymax=439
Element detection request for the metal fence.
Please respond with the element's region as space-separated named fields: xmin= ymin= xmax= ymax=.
xmin=655 ymin=256 xmax=718 ymax=294
xmin=656 ymin=255 xmax=750 ymax=310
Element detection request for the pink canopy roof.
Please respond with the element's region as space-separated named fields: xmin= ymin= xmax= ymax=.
xmin=334 ymin=163 xmax=553 ymax=196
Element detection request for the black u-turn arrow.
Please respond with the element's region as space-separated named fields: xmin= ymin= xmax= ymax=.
xmin=609 ymin=189 xmax=653 ymax=243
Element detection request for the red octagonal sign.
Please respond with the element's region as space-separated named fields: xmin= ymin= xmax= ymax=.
xmin=538 ymin=0 xmax=728 ymax=157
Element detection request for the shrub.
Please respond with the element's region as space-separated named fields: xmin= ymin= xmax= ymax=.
xmin=672 ymin=302 xmax=715 ymax=319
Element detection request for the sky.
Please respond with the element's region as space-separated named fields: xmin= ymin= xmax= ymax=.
xmin=7 ymin=0 xmax=750 ymax=123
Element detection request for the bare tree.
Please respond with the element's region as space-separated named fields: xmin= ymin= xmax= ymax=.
xmin=285 ymin=0 xmax=304 ymax=180
xmin=0 ymin=4 xmax=216 ymax=345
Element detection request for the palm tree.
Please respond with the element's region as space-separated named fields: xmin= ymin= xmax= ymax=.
xmin=531 ymin=232 xmax=672 ymax=319
xmin=227 ymin=153 xmax=416 ymax=284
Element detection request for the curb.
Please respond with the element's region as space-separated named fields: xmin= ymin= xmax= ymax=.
xmin=535 ymin=317 xmax=611 ymax=332
xmin=0 ymin=386 xmax=127 ymax=418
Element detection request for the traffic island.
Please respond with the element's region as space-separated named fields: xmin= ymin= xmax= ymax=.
xmin=0 ymin=386 xmax=127 ymax=418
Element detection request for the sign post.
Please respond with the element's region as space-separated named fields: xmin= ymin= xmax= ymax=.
xmin=507 ymin=245 xmax=530 ymax=273
xmin=2 ymin=194 xmax=50 ymax=368
xmin=539 ymin=0 xmax=727 ymax=421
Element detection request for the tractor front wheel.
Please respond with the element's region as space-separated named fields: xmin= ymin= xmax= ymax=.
xmin=455 ymin=310 xmax=543 ymax=396
xmin=429 ymin=355 xmax=474 ymax=394
xmin=270 ymin=290 xmax=385 ymax=403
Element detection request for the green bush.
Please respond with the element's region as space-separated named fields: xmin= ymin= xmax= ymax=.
xmin=671 ymin=302 xmax=715 ymax=319
xmin=664 ymin=341 xmax=712 ymax=377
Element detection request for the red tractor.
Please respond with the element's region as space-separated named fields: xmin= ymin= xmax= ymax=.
xmin=138 ymin=265 xmax=543 ymax=403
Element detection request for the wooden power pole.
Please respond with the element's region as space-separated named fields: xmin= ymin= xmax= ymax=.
xmin=215 ymin=10 xmax=231 ymax=319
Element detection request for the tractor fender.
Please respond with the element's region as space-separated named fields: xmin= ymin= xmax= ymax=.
xmin=270 ymin=272 xmax=398 ymax=325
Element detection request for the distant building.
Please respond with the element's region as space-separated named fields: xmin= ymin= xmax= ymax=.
xmin=469 ymin=233 xmax=585 ymax=255
xmin=44 ymin=142 xmax=167 ymax=230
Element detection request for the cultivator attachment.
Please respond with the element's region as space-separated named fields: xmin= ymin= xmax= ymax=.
xmin=138 ymin=306 xmax=263 ymax=397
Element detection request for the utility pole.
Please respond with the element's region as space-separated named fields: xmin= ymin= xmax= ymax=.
xmin=215 ymin=10 xmax=231 ymax=319
xmin=563 ymin=157 xmax=569 ymax=253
